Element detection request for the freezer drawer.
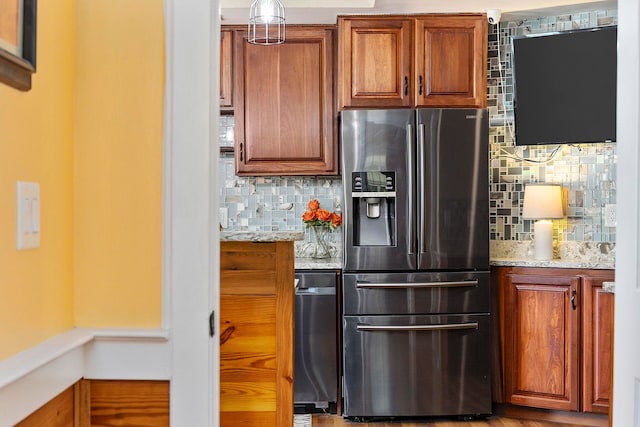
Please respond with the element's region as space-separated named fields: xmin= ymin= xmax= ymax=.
xmin=343 ymin=271 xmax=490 ymax=315
xmin=342 ymin=314 xmax=491 ymax=418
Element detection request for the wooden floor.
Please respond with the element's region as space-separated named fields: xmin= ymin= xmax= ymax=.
xmin=312 ymin=414 xmax=591 ymax=427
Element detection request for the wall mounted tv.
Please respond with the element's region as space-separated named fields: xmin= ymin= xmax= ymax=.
xmin=512 ymin=26 xmax=617 ymax=146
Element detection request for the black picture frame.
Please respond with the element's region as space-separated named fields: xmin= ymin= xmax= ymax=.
xmin=0 ymin=0 xmax=37 ymax=91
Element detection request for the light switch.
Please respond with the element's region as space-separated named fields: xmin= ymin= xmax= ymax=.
xmin=17 ymin=181 xmax=40 ymax=250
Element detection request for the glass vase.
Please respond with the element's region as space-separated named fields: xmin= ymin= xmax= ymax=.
xmin=309 ymin=225 xmax=331 ymax=259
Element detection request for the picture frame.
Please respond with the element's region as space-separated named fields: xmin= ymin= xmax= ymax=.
xmin=0 ymin=0 xmax=37 ymax=91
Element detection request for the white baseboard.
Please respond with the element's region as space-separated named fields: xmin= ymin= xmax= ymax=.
xmin=0 ymin=327 xmax=171 ymax=425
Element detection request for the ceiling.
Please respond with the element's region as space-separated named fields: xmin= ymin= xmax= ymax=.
xmin=220 ymin=0 xmax=617 ymax=25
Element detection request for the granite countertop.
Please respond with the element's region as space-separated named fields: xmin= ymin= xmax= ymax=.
xmin=490 ymin=258 xmax=615 ymax=269
xmin=220 ymin=230 xmax=304 ymax=242
xmin=220 ymin=236 xmax=616 ymax=270
xmin=295 ymin=257 xmax=342 ymax=270
xmin=490 ymin=240 xmax=615 ymax=270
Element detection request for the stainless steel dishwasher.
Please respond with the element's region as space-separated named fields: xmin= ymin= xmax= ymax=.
xmin=294 ymin=270 xmax=338 ymax=414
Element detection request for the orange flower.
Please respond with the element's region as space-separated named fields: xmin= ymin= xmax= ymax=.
xmin=316 ymin=209 xmax=331 ymax=222
xmin=302 ymin=199 xmax=342 ymax=230
xmin=302 ymin=210 xmax=317 ymax=222
xmin=330 ymin=212 xmax=342 ymax=227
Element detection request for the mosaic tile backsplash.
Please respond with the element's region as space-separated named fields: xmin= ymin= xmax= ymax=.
xmin=219 ymin=7 xmax=618 ymax=249
xmin=219 ymin=117 xmax=343 ymax=253
xmin=487 ymin=9 xmax=617 ymax=243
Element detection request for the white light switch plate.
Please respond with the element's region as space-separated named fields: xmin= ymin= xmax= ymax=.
xmin=17 ymin=181 xmax=41 ymax=250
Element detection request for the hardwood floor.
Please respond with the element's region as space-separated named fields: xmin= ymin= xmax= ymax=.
xmin=312 ymin=414 xmax=591 ymax=427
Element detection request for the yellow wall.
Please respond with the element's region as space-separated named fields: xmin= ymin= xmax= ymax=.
xmin=0 ymin=0 xmax=164 ymax=359
xmin=0 ymin=0 xmax=75 ymax=360
xmin=73 ymin=0 xmax=164 ymax=327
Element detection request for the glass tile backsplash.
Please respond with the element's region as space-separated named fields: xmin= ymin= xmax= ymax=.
xmin=487 ymin=9 xmax=617 ymax=243
xmin=218 ymin=120 xmax=343 ymax=247
xmin=219 ymin=7 xmax=617 ymax=245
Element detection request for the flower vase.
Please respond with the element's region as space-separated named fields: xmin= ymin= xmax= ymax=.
xmin=309 ymin=226 xmax=331 ymax=259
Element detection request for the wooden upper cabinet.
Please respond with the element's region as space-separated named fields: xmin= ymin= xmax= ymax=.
xmin=415 ymin=16 xmax=487 ymax=107
xmin=503 ymin=272 xmax=580 ymax=411
xmin=234 ymin=26 xmax=337 ymax=176
xmin=338 ymin=17 xmax=413 ymax=108
xmin=338 ymin=14 xmax=487 ymax=110
xmin=220 ymin=29 xmax=234 ymax=110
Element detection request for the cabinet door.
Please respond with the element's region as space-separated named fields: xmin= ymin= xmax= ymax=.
xmin=414 ymin=15 xmax=487 ymax=107
xmin=220 ymin=29 xmax=234 ymax=110
xmin=338 ymin=17 xmax=413 ymax=109
xmin=581 ymin=272 xmax=615 ymax=414
xmin=235 ymin=27 xmax=337 ymax=175
xmin=504 ymin=273 xmax=580 ymax=411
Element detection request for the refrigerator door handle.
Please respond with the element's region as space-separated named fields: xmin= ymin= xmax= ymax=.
xmin=356 ymin=322 xmax=479 ymax=332
xmin=406 ymin=123 xmax=416 ymax=256
xmin=356 ymin=280 xmax=478 ymax=289
xmin=416 ymin=122 xmax=426 ymax=258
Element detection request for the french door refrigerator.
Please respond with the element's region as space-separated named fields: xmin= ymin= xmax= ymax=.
xmin=341 ymin=108 xmax=491 ymax=419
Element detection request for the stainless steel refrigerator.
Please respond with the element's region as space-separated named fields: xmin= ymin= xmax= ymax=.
xmin=341 ymin=109 xmax=491 ymax=419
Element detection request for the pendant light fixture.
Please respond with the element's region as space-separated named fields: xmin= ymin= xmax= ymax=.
xmin=248 ymin=0 xmax=285 ymax=45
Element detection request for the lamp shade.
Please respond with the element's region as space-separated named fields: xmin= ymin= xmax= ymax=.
xmin=248 ymin=0 xmax=285 ymax=45
xmin=522 ymin=184 xmax=564 ymax=220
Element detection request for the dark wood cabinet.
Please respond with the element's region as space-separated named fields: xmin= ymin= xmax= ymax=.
xmin=414 ymin=16 xmax=487 ymax=107
xmin=338 ymin=14 xmax=487 ymax=110
xmin=496 ymin=267 xmax=614 ymax=415
xmin=502 ymin=271 xmax=580 ymax=411
xmin=581 ymin=275 xmax=615 ymax=414
xmin=220 ymin=29 xmax=234 ymax=110
xmin=337 ymin=17 xmax=414 ymax=108
xmin=234 ymin=26 xmax=338 ymax=176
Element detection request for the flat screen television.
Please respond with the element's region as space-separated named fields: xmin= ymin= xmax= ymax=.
xmin=512 ymin=26 xmax=617 ymax=146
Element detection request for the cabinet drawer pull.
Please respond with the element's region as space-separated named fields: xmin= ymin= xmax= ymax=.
xmin=571 ymin=289 xmax=577 ymax=310
xmin=404 ymin=76 xmax=408 ymax=96
xmin=419 ymin=75 xmax=423 ymax=95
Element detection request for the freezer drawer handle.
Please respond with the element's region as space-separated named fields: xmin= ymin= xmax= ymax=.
xmin=356 ymin=280 xmax=478 ymax=289
xmin=356 ymin=322 xmax=479 ymax=332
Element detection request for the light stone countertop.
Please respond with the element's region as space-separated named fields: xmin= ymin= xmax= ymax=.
xmin=220 ymin=230 xmax=304 ymax=242
xmin=219 ymin=236 xmax=616 ymax=270
xmin=490 ymin=258 xmax=615 ymax=270
xmin=295 ymin=257 xmax=342 ymax=270
xmin=490 ymin=240 xmax=615 ymax=270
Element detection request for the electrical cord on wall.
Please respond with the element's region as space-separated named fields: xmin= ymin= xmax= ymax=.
xmin=493 ymin=21 xmax=561 ymax=165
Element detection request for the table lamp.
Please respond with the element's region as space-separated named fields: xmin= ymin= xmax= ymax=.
xmin=522 ymin=184 xmax=564 ymax=260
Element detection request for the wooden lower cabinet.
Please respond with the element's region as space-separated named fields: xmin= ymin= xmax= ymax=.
xmin=220 ymin=241 xmax=295 ymax=427
xmin=582 ymin=275 xmax=615 ymax=414
xmin=496 ymin=267 xmax=614 ymax=415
